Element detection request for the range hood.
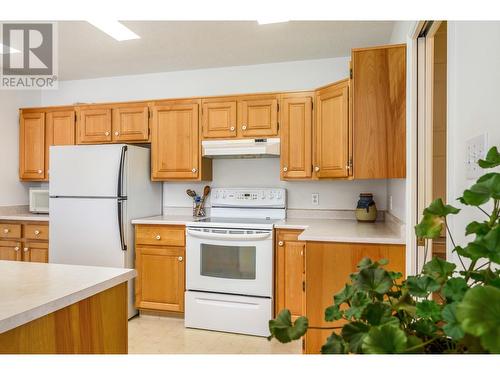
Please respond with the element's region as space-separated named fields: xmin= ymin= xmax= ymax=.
xmin=202 ymin=138 xmax=280 ymax=159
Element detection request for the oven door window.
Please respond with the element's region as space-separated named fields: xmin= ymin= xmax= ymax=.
xmin=200 ymin=244 xmax=256 ymax=280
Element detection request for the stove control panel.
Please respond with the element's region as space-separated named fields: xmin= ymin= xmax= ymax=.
xmin=211 ymin=188 xmax=286 ymax=208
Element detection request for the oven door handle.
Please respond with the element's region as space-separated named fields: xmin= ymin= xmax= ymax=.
xmin=186 ymin=229 xmax=272 ymax=241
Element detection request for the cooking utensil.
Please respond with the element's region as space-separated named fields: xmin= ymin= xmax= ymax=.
xmin=196 ymin=185 xmax=211 ymax=217
xmin=186 ymin=189 xmax=197 ymax=200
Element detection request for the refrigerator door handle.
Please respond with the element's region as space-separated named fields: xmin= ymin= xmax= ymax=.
xmin=117 ymin=200 xmax=127 ymax=251
xmin=117 ymin=145 xmax=128 ymax=198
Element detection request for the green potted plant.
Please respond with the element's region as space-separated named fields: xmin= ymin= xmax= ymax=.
xmin=268 ymin=146 xmax=500 ymax=354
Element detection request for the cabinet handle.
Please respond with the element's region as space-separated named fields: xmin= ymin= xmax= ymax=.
xmin=114 ymin=131 xmax=119 ymax=136
xmin=37 ymin=169 xmax=43 ymax=174
xmin=178 ymin=256 xmax=183 ymax=262
xmin=105 ymin=131 xmax=110 ymax=136
xmin=283 ymin=167 xmax=288 ymax=172
xmin=230 ymin=126 xmax=235 ymax=131
xmin=34 ymin=230 xmax=40 ymax=235
xmin=242 ymin=125 xmax=247 ymax=130
xmin=155 ymin=235 xmax=161 ymax=240
xmin=3 ymin=228 xmax=9 ymax=234
xmin=192 ymin=168 xmax=197 ymax=173
xmin=314 ymin=166 xmax=320 ymax=172
xmin=278 ymin=241 xmax=284 ymax=246
xmin=14 ymin=247 xmax=19 ymax=252
xmin=23 ymin=247 xmax=29 ymax=252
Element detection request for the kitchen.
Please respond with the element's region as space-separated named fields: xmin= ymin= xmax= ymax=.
xmin=0 ymin=7 xmax=499 ymax=374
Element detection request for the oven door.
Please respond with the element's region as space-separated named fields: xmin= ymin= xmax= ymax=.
xmin=186 ymin=227 xmax=273 ymax=297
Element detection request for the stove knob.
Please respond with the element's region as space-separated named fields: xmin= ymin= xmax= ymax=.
xmin=268 ymin=192 xmax=274 ymax=199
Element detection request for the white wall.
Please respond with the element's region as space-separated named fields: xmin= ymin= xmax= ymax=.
xmin=41 ymin=57 xmax=390 ymax=213
xmin=0 ymin=90 xmax=41 ymax=207
xmin=447 ymin=21 xmax=500 ymax=263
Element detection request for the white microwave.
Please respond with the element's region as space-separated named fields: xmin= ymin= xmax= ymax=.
xmin=29 ymin=189 xmax=49 ymax=213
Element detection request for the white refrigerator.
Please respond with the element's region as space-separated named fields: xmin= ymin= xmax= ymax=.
xmin=49 ymin=144 xmax=162 ymax=318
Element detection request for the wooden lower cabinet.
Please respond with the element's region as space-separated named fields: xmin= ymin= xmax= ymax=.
xmin=304 ymin=328 xmax=341 ymax=354
xmin=0 ymin=220 xmax=49 ymax=262
xmin=135 ymin=225 xmax=186 ymax=313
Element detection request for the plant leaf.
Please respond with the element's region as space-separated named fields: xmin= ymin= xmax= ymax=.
xmin=460 ymin=173 xmax=500 ymax=206
xmin=465 ymin=221 xmax=491 ymax=236
xmin=443 ymin=277 xmax=468 ymax=302
xmin=422 ymin=257 xmax=456 ymax=283
xmin=481 ymin=226 xmax=500 ymax=263
xmin=345 ymin=292 xmax=370 ymax=319
xmin=405 ymin=275 xmax=441 ymax=297
xmin=354 ymin=268 xmax=393 ymax=295
xmin=268 ymin=309 xmax=308 ymax=343
xmin=478 ymin=146 xmax=500 ymax=169
xmin=341 ymin=322 xmax=370 ymax=353
xmin=457 ymin=286 xmax=500 ymax=353
xmin=442 ymin=302 xmax=465 ymax=340
xmin=333 ymin=284 xmax=354 ymax=305
xmin=416 ymin=300 xmax=441 ymax=321
xmin=405 ymin=335 xmax=424 ymax=353
xmin=320 ymin=332 xmax=347 ymax=354
xmin=423 ymin=198 xmax=460 ymax=216
xmin=324 ymin=304 xmax=343 ymax=322
xmin=415 ymin=214 xmax=444 ymax=239
xmin=411 ymin=319 xmax=437 ymax=336
xmin=362 ymin=302 xmax=393 ymax=326
xmin=362 ymin=325 xmax=408 ymax=354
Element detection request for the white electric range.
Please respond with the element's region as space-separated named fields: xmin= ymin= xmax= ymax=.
xmin=185 ymin=187 xmax=286 ymax=337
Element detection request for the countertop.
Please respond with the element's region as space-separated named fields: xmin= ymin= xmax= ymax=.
xmin=0 ymin=213 xmax=49 ymax=222
xmin=0 ymin=261 xmax=136 ymax=334
xmin=132 ymin=215 xmax=405 ymax=245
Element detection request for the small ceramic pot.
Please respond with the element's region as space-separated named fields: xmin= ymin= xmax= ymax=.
xmin=355 ymin=193 xmax=377 ymax=222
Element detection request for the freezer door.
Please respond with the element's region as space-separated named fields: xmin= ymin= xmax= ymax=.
xmin=49 ymin=144 xmax=127 ymax=197
xmin=49 ymin=197 xmax=127 ymax=267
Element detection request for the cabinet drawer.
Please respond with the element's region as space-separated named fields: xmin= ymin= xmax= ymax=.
xmin=0 ymin=223 xmax=22 ymax=239
xmin=135 ymin=225 xmax=185 ymax=246
xmin=24 ymin=223 xmax=49 ymax=241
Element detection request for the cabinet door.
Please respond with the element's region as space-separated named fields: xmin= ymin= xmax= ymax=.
xmin=305 ymin=242 xmax=405 ymax=328
xmin=314 ymin=80 xmax=350 ymax=179
xmin=352 ymin=44 xmax=406 ymax=178
xmin=151 ymin=102 xmax=200 ymax=180
xmin=112 ymin=105 xmax=149 ymax=142
xmin=46 ymin=110 xmax=75 ymax=179
xmin=238 ymin=96 xmax=279 ymax=137
xmin=135 ymin=246 xmax=185 ymax=312
xmin=19 ymin=112 xmax=46 ymax=180
xmin=202 ymin=99 xmax=237 ymax=139
xmin=280 ymin=96 xmax=313 ymax=179
xmin=22 ymin=242 xmax=49 ymax=263
xmin=77 ymin=108 xmax=112 ymax=144
xmin=275 ymin=231 xmax=305 ymax=321
xmin=0 ymin=240 xmax=21 ymax=261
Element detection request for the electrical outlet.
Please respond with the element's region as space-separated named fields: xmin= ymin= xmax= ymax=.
xmin=311 ymin=193 xmax=319 ymax=205
xmin=389 ymin=195 xmax=393 ymax=211
xmin=466 ymin=133 xmax=488 ymax=179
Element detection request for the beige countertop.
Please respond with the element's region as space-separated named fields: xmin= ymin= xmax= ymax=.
xmin=131 ymin=215 xmax=196 ymax=225
xmin=0 ymin=213 xmax=49 ymax=222
xmin=0 ymin=261 xmax=136 ymax=334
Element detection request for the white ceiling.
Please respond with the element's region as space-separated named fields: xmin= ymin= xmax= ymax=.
xmin=58 ymin=21 xmax=395 ymax=81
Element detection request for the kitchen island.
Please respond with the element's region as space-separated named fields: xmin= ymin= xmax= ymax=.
xmin=0 ymin=261 xmax=136 ymax=354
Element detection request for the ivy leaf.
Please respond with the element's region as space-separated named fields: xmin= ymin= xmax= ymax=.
xmin=325 ymin=304 xmax=343 ymax=322
xmin=416 ymin=300 xmax=441 ymax=321
xmin=268 ymin=309 xmax=308 ymax=343
xmin=341 ymin=322 xmax=370 ymax=353
xmin=333 ymin=284 xmax=354 ymax=305
xmin=362 ymin=325 xmax=408 ymax=354
xmin=345 ymin=292 xmax=370 ymax=319
xmin=406 ymin=275 xmax=441 ymax=297
xmin=478 ymin=146 xmax=500 ymax=169
xmin=465 ymin=221 xmax=491 ymax=236
xmin=460 ymin=173 xmax=500 ymax=206
xmin=442 ymin=302 xmax=465 ymax=340
xmin=443 ymin=277 xmax=468 ymax=302
xmin=422 ymin=257 xmax=456 ymax=283
xmin=320 ymin=332 xmax=347 ymax=354
xmin=415 ymin=214 xmax=443 ymax=239
xmin=423 ymin=198 xmax=460 ymax=217
xmin=457 ymin=286 xmax=500 ymax=353
xmin=362 ymin=302 xmax=393 ymax=326
xmin=354 ymin=268 xmax=393 ymax=295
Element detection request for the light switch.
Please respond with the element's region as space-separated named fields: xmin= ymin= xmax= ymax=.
xmin=466 ymin=133 xmax=488 ymax=179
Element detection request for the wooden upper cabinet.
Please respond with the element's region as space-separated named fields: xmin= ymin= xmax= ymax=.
xmin=238 ymin=95 xmax=279 ymax=137
xmin=19 ymin=111 xmax=46 ymax=180
xmin=280 ymin=94 xmax=313 ymax=179
xmin=202 ymin=99 xmax=237 ymax=139
xmin=46 ymin=110 xmax=75 ymax=179
xmin=352 ymin=44 xmax=406 ymax=179
xmin=151 ymin=101 xmax=201 ymax=180
xmin=112 ymin=104 xmax=149 ymax=142
xmin=314 ymin=80 xmax=350 ymax=179
xmin=77 ymin=107 xmax=112 ymax=144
